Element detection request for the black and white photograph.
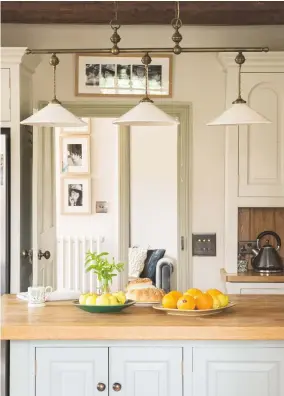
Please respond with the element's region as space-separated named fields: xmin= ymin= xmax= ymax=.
xmin=68 ymin=184 xmax=83 ymax=207
xmin=132 ymin=64 xmax=146 ymax=89
xmin=76 ymin=54 xmax=172 ymax=97
xmin=117 ymin=64 xmax=131 ymax=88
xmin=85 ymin=64 xmax=100 ymax=86
xmin=67 ymin=144 xmax=82 ymax=166
xmin=61 ymin=177 xmax=91 ymax=214
xmin=100 ymin=64 xmax=115 ymax=88
xmin=60 ymin=135 xmax=90 ymax=174
xmin=148 ymin=65 xmax=162 ymax=90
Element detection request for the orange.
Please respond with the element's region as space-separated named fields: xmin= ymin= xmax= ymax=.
xmin=206 ymin=289 xmax=222 ymax=297
xmin=162 ymin=293 xmax=178 ymax=309
xmin=195 ymin=293 xmax=213 ymax=310
xmin=168 ymin=290 xmax=183 ymax=300
xmin=177 ymin=295 xmax=196 ymax=310
xmin=184 ymin=288 xmax=203 ymax=299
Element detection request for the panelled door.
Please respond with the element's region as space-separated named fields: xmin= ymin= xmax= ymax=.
xmin=239 ymin=73 xmax=284 ymax=198
xmin=109 ymin=347 xmax=183 ymax=396
xmin=36 ymin=347 xmax=108 ymax=396
xmin=32 ymin=127 xmax=56 ymax=288
xmin=192 ymin=347 xmax=284 ymax=396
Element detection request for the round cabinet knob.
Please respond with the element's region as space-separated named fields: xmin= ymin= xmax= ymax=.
xmin=112 ymin=383 xmax=122 ymax=392
xmin=97 ymin=383 xmax=106 ymax=392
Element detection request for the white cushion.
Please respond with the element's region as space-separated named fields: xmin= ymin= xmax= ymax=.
xmin=128 ymin=247 xmax=148 ymax=278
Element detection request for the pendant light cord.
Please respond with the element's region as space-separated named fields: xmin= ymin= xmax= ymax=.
xmin=141 ymin=52 xmax=153 ymax=103
xmin=49 ymin=53 xmax=60 ymax=104
xmin=233 ymin=51 xmax=246 ymax=104
xmin=176 ymin=1 xmax=180 ymax=19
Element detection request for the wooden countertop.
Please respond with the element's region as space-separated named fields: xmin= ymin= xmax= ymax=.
xmin=221 ymin=268 xmax=284 ymax=283
xmin=1 ymin=294 xmax=284 ymax=341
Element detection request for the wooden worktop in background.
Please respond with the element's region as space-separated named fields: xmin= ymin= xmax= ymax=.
xmin=221 ymin=268 xmax=284 ymax=283
xmin=1 ymin=295 xmax=284 ymax=341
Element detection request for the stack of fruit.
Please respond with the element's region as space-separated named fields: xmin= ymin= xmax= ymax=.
xmin=79 ymin=291 xmax=126 ymax=306
xmin=161 ymin=288 xmax=229 ymax=310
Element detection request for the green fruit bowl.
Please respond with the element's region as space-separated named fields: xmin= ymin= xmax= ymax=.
xmin=73 ymin=299 xmax=136 ymax=313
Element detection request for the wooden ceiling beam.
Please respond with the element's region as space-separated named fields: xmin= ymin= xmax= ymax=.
xmin=1 ymin=1 xmax=284 ymax=26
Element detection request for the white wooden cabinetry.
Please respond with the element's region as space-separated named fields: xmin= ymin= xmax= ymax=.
xmin=1 ymin=68 xmax=11 ymax=122
xmin=192 ymin=347 xmax=284 ymax=396
xmin=10 ymin=342 xmax=284 ymax=396
xmin=109 ymin=347 xmax=182 ymax=396
xmin=36 ymin=347 xmax=108 ymax=396
xmin=226 ymin=282 xmax=284 ymax=294
xmin=239 ymin=73 xmax=284 ymax=199
xmin=221 ymin=53 xmax=284 ymax=273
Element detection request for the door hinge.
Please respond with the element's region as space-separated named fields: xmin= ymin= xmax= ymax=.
xmin=34 ymin=359 xmax=37 ymax=376
xmin=181 ymin=236 xmax=185 ymax=251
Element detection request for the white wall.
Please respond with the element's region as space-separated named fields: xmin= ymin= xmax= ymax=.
xmin=55 ymin=117 xmax=119 ymax=259
xmin=130 ymin=126 xmax=177 ymax=262
xmin=3 ymin=23 xmax=284 ymax=291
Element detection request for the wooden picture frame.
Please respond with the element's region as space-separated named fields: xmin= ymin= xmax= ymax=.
xmin=61 ymin=177 xmax=91 ymax=215
xmin=75 ymin=53 xmax=172 ymax=98
xmin=60 ymin=134 xmax=90 ymax=175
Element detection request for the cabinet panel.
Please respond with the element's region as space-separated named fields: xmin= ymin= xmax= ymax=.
xmin=240 ymin=287 xmax=284 ymax=294
xmin=109 ymin=347 xmax=182 ymax=396
xmin=1 ymin=68 xmax=11 ymax=122
xmin=36 ymin=347 xmax=108 ymax=396
xmin=193 ymin=347 xmax=284 ymax=396
xmin=239 ymin=73 xmax=284 ymax=197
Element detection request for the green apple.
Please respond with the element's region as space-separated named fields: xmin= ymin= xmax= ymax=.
xmin=85 ymin=295 xmax=98 ymax=305
xmin=96 ymin=295 xmax=110 ymax=306
xmin=113 ymin=291 xmax=126 ymax=304
xmin=109 ymin=296 xmax=119 ymax=305
xmin=79 ymin=294 xmax=89 ymax=305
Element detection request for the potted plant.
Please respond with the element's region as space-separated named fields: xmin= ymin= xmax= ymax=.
xmin=85 ymin=251 xmax=124 ymax=294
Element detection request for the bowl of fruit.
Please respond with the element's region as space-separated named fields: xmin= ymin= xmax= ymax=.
xmin=153 ymin=288 xmax=235 ymax=316
xmin=74 ymin=291 xmax=135 ymax=313
xmin=74 ymin=251 xmax=136 ymax=313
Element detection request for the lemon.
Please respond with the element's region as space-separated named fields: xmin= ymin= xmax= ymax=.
xmin=217 ymin=294 xmax=229 ymax=307
xmin=212 ymin=296 xmax=222 ymax=309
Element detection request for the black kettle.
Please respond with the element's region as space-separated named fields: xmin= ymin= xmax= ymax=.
xmin=251 ymin=231 xmax=284 ymax=273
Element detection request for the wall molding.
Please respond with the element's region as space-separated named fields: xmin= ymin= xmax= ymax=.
xmin=38 ymin=101 xmax=192 ymax=290
xmin=217 ymin=51 xmax=284 ymax=72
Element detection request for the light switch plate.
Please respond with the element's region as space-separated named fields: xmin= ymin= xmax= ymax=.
xmin=192 ymin=234 xmax=216 ymax=256
xmin=96 ymin=201 xmax=108 ymax=213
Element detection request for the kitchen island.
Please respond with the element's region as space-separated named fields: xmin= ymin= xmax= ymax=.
xmin=2 ymin=294 xmax=284 ymax=396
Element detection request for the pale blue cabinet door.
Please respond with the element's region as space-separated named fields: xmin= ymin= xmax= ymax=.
xmin=36 ymin=347 xmax=108 ymax=396
xmin=191 ymin=347 xmax=284 ymax=396
xmin=109 ymin=347 xmax=182 ymax=396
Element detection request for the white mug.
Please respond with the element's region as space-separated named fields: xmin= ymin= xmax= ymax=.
xmin=28 ymin=286 xmax=53 ymax=307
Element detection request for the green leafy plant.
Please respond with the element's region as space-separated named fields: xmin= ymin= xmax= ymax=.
xmin=85 ymin=251 xmax=124 ymax=293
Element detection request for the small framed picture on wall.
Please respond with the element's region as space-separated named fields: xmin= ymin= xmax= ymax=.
xmin=61 ymin=177 xmax=91 ymax=215
xmin=60 ymin=135 xmax=90 ymax=174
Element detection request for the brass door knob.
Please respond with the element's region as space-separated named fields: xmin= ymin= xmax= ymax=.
xmin=97 ymin=383 xmax=106 ymax=392
xmin=38 ymin=250 xmax=51 ymax=260
xmin=112 ymin=383 xmax=122 ymax=392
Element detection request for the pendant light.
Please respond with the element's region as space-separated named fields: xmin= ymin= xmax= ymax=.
xmin=21 ymin=53 xmax=86 ymax=127
xmin=113 ymin=53 xmax=179 ymax=126
xmin=207 ymin=52 xmax=271 ymax=126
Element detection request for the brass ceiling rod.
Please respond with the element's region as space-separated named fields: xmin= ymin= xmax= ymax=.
xmin=26 ymin=47 xmax=269 ymax=55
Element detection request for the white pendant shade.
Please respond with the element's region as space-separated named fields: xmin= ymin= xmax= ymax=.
xmin=207 ymin=103 xmax=271 ymax=126
xmin=20 ymin=103 xmax=87 ymax=127
xmin=113 ymin=101 xmax=180 ymax=126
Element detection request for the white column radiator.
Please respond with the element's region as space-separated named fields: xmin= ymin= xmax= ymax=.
xmin=56 ymin=236 xmax=104 ymax=293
